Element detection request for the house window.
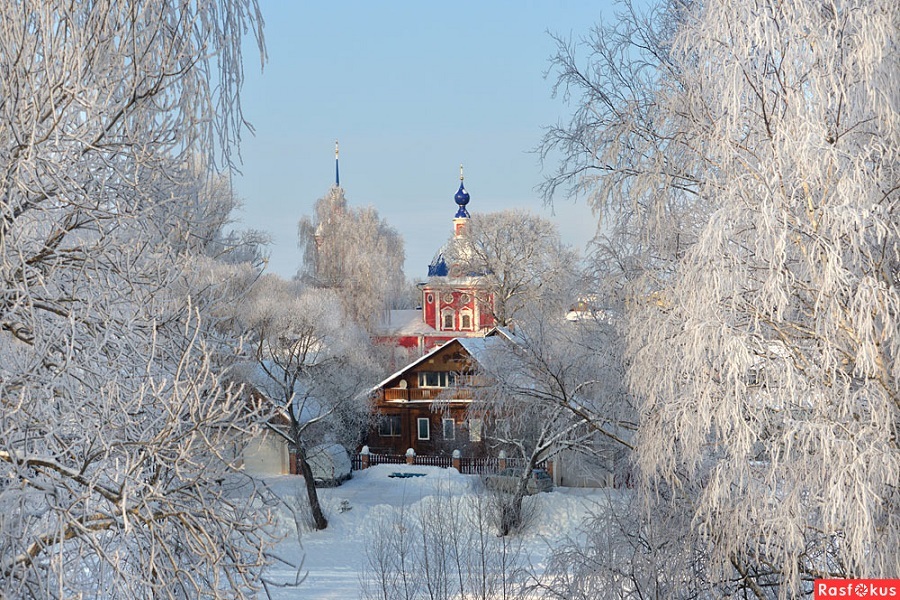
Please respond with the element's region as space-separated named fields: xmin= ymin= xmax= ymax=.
xmin=418 ymin=372 xmax=457 ymax=388
xmin=442 ymin=418 xmax=455 ymax=440
xmin=460 ymin=311 xmax=472 ymax=330
xmin=442 ymin=310 xmax=455 ymax=330
xmin=469 ymin=418 xmax=482 ymax=442
xmin=378 ymin=415 xmax=401 ymax=437
xmin=417 ymin=418 xmax=431 ymax=440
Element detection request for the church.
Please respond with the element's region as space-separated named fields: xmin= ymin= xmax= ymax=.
xmin=375 ymin=165 xmax=497 ymax=360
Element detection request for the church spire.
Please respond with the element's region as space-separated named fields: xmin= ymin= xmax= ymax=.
xmin=334 ymin=140 xmax=340 ymax=187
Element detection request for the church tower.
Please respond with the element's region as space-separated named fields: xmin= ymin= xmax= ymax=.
xmin=420 ymin=168 xmax=495 ymax=337
xmin=452 ymin=164 xmax=470 ymax=237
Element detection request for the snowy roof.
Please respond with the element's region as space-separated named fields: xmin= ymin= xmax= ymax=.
xmin=370 ymin=333 xmax=506 ymax=394
xmin=456 ymin=335 xmax=505 ymax=364
xmin=375 ymin=309 xmax=437 ymax=336
xmin=370 ymin=340 xmax=456 ymax=392
xmin=485 ymin=326 xmax=520 ymax=343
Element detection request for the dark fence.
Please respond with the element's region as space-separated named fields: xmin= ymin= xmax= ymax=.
xmin=351 ymin=453 xmax=407 ymax=470
xmin=352 ymin=453 xmax=546 ymax=476
xmin=459 ymin=456 xmax=499 ymax=475
xmin=415 ymin=455 xmax=453 ymax=468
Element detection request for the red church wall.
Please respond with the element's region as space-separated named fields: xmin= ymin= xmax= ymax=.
xmin=423 ymin=335 xmax=455 ymax=352
xmin=398 ymin=336 xmax=419 ymax=348
xmin=423 ymin=289 xmax=437 ymax=328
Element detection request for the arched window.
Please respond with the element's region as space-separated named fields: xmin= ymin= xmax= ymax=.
xmin=460 ymin=309 xmax=473 ymax=330
xmin=442 ymin=310 xmax=455 ymax=330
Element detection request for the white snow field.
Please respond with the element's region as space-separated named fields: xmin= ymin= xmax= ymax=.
xmin=257 ymin=464 xmax=621 ymax=599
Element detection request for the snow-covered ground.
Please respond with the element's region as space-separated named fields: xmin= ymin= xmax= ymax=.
xmin=257 ymin=464 xmax=621 ymax=599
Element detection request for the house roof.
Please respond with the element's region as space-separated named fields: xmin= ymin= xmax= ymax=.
xmin=484 ymin=326 xmax=520 ymax=343
xmin=370 ymin=339 xmax=460 ymax=392
xmin=370 ymin=333 xmax=508 ymax=394
xmin=455 ymin=336 xmax=503 ymax=364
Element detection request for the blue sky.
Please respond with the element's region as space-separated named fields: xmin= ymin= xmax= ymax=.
xmin=232 ymin=1 xmax=617 ymax=279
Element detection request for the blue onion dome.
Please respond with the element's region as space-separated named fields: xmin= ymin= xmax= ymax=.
xmin=454 ymin=181 xmax=470 ymax=207
xmin=428 ymin=252 xmax=449 ymax=277
xmin=454 ymin=164 xmax=470 ymax=218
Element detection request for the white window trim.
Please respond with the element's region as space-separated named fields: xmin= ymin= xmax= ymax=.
xmin=460 ymin=308 xmax=473 ymax=330
xmin=418 ymin=371 xmax=457 ymax=388
xmin=469 ymin=418 xmax=483 ymax=442
xmin=474 ymin=296 xmax=481 ymax=330
xmin=441 ymin=309 xmax=455 ymax=331
xmin=417 ymin=418 xmax=431 ymax=440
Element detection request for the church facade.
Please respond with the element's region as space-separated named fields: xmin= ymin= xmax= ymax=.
xmin=376 ymin=168 xmax=496 ymax=360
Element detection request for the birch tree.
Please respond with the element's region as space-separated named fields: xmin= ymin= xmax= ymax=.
xmin=237 ymin=275 xmax=377 ymax=530
xmin=444 ymin=210 xmax=579 ymax=326
xmin=543 ymin=0 xmax=899 ymax=594
xmin=0 ymin=0 xmax=271 ymax=597
xmin=474 ymin=294 xmax=636 ymax=536
xmin=297 ymin=186 xmax=406 ymax=332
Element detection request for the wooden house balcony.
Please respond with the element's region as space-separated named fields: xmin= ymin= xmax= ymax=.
xmin=381 ymin=387 xmax=474 ymax=402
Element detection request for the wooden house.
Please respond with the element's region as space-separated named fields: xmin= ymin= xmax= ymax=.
xmin=365 ymin=334 xmax=507 ymax=457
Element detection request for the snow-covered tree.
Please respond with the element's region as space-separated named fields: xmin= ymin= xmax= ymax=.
xmin=444 ymin=210 xmax=580 ymax=326
xmin=0 ymin=0 xmax=270 ymax=596
xmin=181 ymin=173 xmax=271 ymax=270
xmin=237 ymin=275 xmax=378 ymax=530
xmin=473 ymin=291 xmax=635 ymax=536
xmin=543 ymin=0 xmax=899 ymax=594
xmin=297 ymin=186 xmax=406 ymax=331
xmin=361 ymin=480 xmax=530 ymax=600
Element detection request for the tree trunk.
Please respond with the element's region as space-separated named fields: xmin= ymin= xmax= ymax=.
xmin=499 ymin=458 xmax=540 ymax=536
xmin=499 ymin=490 xmax=525 ymax=537
xmin=296 ymin=448 xmax=328 ymax=530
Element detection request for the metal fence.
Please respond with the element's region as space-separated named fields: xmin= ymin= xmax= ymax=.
xmin=458 ymin=456 xmax=499 ymax=475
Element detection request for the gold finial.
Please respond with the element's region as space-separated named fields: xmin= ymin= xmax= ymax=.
xmin=335 ymin=140 xmax=339 ymax=159
xmin=459 ymin=164 xmax=464 ymax=181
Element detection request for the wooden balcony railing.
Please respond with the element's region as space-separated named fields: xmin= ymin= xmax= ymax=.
xmin=382 ymin=387 xmax=474 ymax=402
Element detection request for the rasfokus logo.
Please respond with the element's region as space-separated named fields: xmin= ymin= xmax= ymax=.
xmin=814 ymin=580 xmax=899 ymax=599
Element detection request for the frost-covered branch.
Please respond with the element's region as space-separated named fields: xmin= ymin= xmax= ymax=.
xmin=544 ymin=0 xmax=899 ymax=594
xmin=234 ymin=275 xmax=378 ymax=531
xmin=0 ymin=0 xmax=273 ymax=596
